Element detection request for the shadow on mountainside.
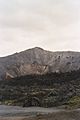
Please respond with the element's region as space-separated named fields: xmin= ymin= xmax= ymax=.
xmin=0 ymin=70 xmax=80 ymax=108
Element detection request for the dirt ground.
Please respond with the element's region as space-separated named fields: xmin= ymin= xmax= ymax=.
xmin=0 ymin=106 xmax=80 ymax=120
xmin=0 ymin=110 xmax=80 ymax=120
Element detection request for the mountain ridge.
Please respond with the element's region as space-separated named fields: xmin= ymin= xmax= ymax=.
xmin=1 ymin=47 xmax=80 ymax=58
xmin=0 ymin=47 xmax=80 ymax=80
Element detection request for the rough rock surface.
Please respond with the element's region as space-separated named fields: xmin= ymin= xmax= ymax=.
xmin=0 ymin=47 xmax=80 ymax=80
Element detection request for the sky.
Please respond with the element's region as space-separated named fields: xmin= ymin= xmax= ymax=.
xmin=0 ymin=0 xmax=80 ymax=56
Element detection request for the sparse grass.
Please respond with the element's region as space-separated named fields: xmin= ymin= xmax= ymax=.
xmin=67 ymin=96 xmax=80 ymax=108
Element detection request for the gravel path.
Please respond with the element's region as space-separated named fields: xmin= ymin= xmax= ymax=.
xmin=0 ymin=105 xmax=79 ymax=120
xmin=0 ymin=105 xmax=66 ymax=117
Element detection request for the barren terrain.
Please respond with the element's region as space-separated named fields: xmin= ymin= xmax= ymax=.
xmin=0 ymin=106 xmax=79 ymax=120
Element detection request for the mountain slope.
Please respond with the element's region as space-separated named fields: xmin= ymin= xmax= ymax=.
xmin=0 ymin=47 xmax=80 ymax=80
xmin=0 ymin=70 xmax=80 ymax=107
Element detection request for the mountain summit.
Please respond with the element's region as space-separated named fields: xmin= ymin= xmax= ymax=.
xmin=0 ymin=47 xmax=80 ymax=80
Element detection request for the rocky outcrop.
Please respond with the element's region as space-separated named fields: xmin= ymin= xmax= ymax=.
xmin=4 ymin=63 xmax=49 ymax=80
xmin=0 ymin=47 xmax=80 ymax=80
xmin=5 ymin=72 xmax=14 ymax=80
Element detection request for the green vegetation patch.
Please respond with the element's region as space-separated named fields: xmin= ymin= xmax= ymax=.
xmin=67 ymin=96 xmax=80 ymax=108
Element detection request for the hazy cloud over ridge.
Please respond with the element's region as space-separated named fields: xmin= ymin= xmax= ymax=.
xmin=0 ymin=0 xmax=80 ymax=56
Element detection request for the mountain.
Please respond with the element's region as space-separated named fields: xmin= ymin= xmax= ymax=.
xmin=0 ymin=47 xmax=80 ymax=80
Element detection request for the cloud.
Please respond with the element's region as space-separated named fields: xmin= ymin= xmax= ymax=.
xmin=0 ymin=0 xmax=80 ymax=56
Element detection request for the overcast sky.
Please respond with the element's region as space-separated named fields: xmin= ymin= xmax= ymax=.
xmin=0 ymin=0 xmax=80 ymax=56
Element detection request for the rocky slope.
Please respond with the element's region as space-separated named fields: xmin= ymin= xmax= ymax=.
xmin=0 ymin=47 xmax=80 ymax=80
